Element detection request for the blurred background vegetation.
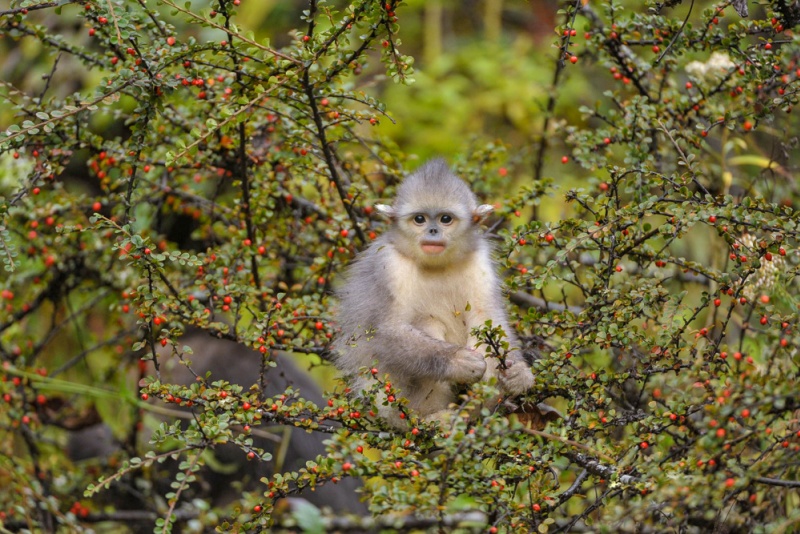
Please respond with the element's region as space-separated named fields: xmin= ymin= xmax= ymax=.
xmin=3 ymin=0 xmax=800 ymax=531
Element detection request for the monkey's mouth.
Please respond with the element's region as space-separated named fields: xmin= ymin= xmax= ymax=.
xmin=420 ymin=241 xmax=446 ymax=255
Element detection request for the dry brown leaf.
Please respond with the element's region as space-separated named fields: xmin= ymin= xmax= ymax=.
xmin=510 ymin=401 xmax=563 ymax=431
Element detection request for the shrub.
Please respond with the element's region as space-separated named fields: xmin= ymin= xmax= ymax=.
xmin=1 ymin=0 xmax=799 ymax=532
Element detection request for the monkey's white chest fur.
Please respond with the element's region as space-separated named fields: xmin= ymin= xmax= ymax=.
xmin=386 ymin=246 xmax=496 ymax=346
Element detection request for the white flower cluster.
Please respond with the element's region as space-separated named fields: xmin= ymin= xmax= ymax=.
xmin=740 ymin=233 xmax=784 ymax=301
xmin=685 ymin=52 xmax=736 ymax=82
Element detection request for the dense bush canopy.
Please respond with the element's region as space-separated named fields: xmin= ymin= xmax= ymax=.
xmin=1 ymin=0 xmax=800 ymax=532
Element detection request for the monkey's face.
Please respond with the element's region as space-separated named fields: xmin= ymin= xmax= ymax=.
xmin=395 ymin=209 xmax=475 ymax=267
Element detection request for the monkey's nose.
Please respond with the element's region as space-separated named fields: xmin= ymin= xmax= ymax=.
xmin=428 ymin=228 xmax=438 ymax=235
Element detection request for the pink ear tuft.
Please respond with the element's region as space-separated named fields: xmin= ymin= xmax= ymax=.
xmin=374 ymin=204 xmax=396 ymax=219
xmin=473 ymin=204 xmax=494 ymax=223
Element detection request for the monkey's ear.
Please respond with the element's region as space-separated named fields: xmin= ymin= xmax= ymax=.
xmin=472 ymin=204 xmax=494 ymax=223
xmin=374 ymin=204 xmax=396 ymax=219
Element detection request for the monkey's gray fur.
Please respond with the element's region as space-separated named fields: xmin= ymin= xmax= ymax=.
xmin=334 ymin=159 xmax=533 ymax=427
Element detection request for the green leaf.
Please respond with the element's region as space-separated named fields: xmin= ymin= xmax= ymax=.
xmin=292 ymin=500 xmax=325 ymax=533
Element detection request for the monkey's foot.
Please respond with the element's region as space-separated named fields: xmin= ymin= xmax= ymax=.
xmin=498 ymin=361 xmax=534 ymax=396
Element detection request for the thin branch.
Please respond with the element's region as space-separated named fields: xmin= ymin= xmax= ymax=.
xmin=565 ymin=452 xmax=639 ymax=485
xmin=302 ymin=71 xmax=367 ymax=245
xmin=521 ymin=427 xmax=616 ymax=464
xmin=104 ymin=0 xmax=123 ymax=45
xmin=753 ymin=476 xmax=800 ymax=488
xmin=654 ymin=0 xmax=695 ymax=64
xmin=158 ymin=0 xmax=301 ymax=64
xmin=2 ymin=80 xmax=136 ymax=145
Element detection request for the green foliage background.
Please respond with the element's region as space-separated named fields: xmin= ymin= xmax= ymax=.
xmin=1 ymin=0 xmax=800 ymax=532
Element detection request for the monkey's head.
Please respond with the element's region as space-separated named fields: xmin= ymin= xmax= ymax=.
xmin=375 ymin=159 xmax=493 ymax=268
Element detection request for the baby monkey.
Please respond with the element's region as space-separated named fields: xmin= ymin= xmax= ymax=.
xmin=334 ymin=159 xmax=533 ymax=427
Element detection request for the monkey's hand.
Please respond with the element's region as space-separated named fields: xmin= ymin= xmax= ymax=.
xmin=496 ymin=356 xmax=534 ymax=396
xmin=448 ymin=348 xmax=487 ymax=384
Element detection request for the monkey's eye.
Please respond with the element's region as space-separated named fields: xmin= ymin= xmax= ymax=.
xmin=440 ymin=214 xmax=453 ymax=225
xmin=413 ymin=214 xmax=426 ymax=225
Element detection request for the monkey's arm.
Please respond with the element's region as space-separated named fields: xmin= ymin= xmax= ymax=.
xmin=368 ymin=322 xmax=486 ymax=384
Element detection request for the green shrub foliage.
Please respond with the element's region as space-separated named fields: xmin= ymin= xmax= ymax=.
xmin=1 ymin=0 xmax=800 ymax=532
